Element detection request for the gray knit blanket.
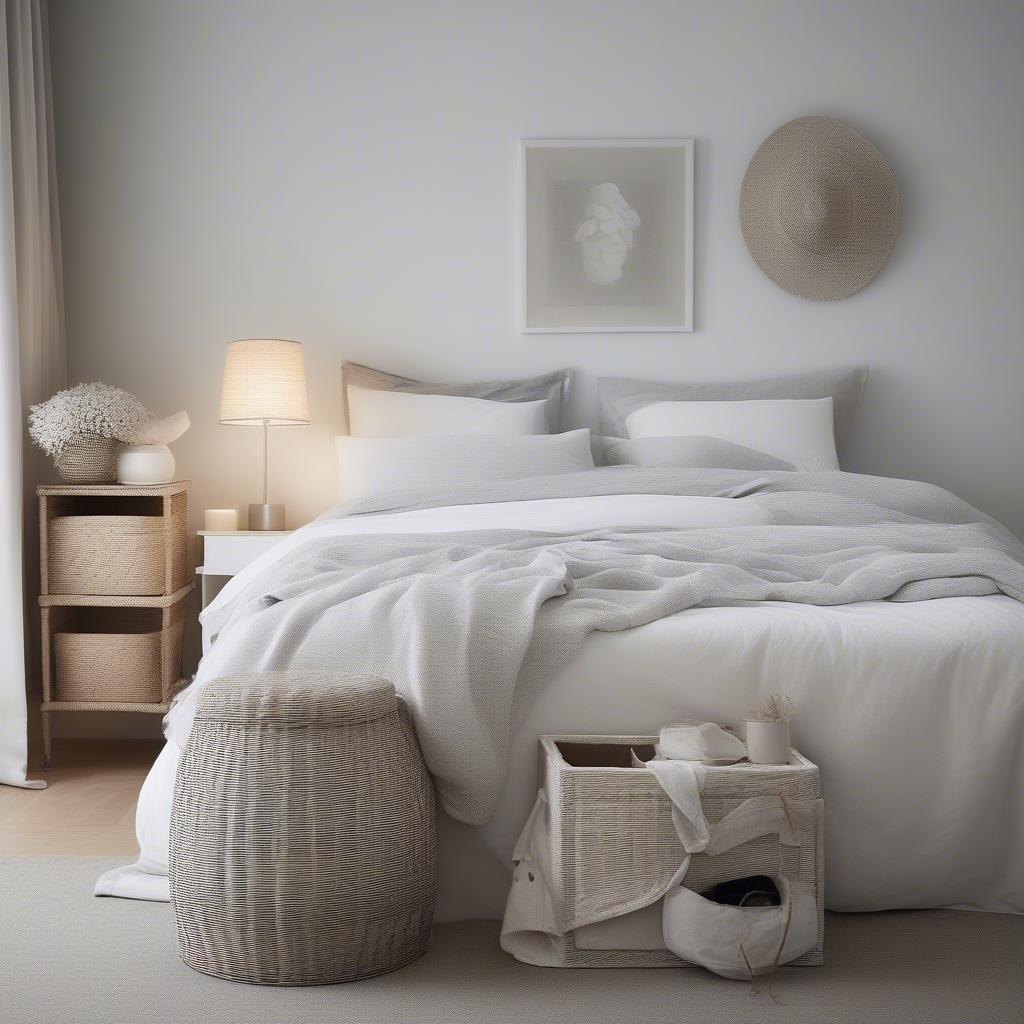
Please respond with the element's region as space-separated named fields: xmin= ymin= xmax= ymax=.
xmin=172 ymin=468 xmax=1024 ymax=824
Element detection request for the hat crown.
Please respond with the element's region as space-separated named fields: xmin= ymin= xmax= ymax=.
xmin=779 ymin=173 xmax=850 ymax=254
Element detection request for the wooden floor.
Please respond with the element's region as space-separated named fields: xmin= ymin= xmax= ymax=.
xmin=0 ymin=739 xmax=162 ymax=856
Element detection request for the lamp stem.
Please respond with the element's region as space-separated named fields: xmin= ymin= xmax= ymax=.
xmin=261 ymin=418 xmax=269 ymax=505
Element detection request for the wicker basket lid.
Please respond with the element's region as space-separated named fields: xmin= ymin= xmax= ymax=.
xmin=194 ymin=672 xmax=398 ymax=725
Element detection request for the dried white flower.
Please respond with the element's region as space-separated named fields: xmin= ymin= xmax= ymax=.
xmin=750 ymin=693 xmax=796 ymax=723
xmin=28 ymin=383 xmax=150 ymax=459
xmin=574 ymin=182 xmax=641 ymax=285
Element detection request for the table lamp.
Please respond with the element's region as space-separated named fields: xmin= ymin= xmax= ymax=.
xmin=219 ymin=338 xmax=309 ymax=530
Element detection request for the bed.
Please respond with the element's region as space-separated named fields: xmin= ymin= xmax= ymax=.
xmin=96 ymin=466 xmax=1024 ymax=917
xmin=94 ymin=364 xmax=1024 ymax=916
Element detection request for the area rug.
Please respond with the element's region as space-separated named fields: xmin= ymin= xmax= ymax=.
xmin=2 ymin=858 xmax=1022 ymax=1024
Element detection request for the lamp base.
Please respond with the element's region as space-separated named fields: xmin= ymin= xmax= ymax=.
xmin=249 ymin=503 xmax=285 ymax=531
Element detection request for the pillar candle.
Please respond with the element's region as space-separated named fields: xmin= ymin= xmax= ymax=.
xmin=204 ymin=508 xmax=238 ymax=531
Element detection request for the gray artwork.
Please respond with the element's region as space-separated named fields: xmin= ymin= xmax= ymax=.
xmin=521 ymin=140 xmax=694 ymax=332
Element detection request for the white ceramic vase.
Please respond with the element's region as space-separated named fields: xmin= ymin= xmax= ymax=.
xmin=744 ymin=720 xmax=791 ymax=765
xmin=116 ymin=443 xmax=175 ymax=485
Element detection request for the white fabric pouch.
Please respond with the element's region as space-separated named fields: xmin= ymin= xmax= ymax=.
xmin=662 ymin=876 xmax=817 ymax=980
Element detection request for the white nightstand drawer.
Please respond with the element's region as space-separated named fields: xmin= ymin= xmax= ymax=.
xmin=198 ymin=530 xmax=291 ymax=575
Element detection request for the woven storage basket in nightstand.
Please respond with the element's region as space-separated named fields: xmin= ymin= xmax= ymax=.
xmin=48 ymin=516 xmax=166 ymax=595
xmin=170 ymin=672 xmax=438 ymax=986
xmin=510 ymin=734 xmax=824 ymax=968
xmin=53 ymin=600 xmax=187 ymax=703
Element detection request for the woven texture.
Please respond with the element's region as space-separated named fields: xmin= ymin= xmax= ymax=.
xmin=170 ymin=672 xmax=438 ymax=986
xmin=740 ymin=116 xmax=900 ymax=301
xmin=37 ymin=482 xmax=188 ymax=495
xmin=192 ymin=671 xmax=398 ymax=725
xmin=54 ymin=598 xmax=186 ymax=703
xmin=542 ymin=736 xmax=823 ymax=969
xmin=39 ymin=584 xmax=192 ymax=608
xmin=164 ymin=490 xmax=189 ymax=593
xmin=48 ymin=516 xmax=165 ymax=595
xmin=55 ymin=630 xmax=161 ymax=703
xmin=54 ymin=435 xmax=117 ymax=483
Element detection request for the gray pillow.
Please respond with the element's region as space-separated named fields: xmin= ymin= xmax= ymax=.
xmin=597 ymin=366 xmax=867 ymax=452
xmin=342 ymin=362 xmax=574 ymax=434
xmin=603 ymin=435 xmax=795 ymax=471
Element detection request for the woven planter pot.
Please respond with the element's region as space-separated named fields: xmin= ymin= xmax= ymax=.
xmin=170 ymin=672 xmax=438 ymax=986
xmin=54 ymin=435 xmax=117 ymax=483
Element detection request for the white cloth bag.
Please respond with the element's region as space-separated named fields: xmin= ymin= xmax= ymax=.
xmin=649 ymin=757 xmax=818 ymax=979
xmin=662 ymin=876 xmax=818 ymax=980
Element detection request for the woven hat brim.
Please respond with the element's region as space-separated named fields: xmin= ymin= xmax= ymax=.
xmin=740 ymin=117 xmax=900 ymax=301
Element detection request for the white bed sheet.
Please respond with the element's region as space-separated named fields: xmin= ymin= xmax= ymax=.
xmin=97 ymin=495 xmax=1024 ymax=917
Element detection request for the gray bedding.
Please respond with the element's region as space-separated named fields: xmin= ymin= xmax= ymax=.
xmin=176 ymin=468 xmax=1024 ymax=826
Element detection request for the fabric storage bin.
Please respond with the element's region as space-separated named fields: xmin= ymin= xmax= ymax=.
xmin=53 ymin=601 xmax=187 ymax=704
xmin=504 ymin=734 xmax=823 ymax=968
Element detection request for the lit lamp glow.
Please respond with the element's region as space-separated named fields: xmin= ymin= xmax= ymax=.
xmin=219 ymin=339 xmax=309 ymax=530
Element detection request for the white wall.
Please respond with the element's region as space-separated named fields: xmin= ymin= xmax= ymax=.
xmin=43 ymin=0 xmax=1024 ymax=737
xmin=42 ymin=0 xmax=1023 ymax=560
xmin=48 ymin=0 xmax=1024 ymax=538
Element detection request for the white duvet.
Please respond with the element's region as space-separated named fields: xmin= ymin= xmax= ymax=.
xmin=97 ymin=491 xmax=1024 ymax=918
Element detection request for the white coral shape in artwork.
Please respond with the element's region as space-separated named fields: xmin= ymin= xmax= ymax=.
xmin=574 ymin=182 xmax=641 ymax=285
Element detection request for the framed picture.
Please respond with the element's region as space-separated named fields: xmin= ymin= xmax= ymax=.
xmin=520 ymin=138 xmax=694 ymax=333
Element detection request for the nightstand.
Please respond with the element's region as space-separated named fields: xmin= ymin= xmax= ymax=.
xmin=196 ymin=530 xmax=293 ymax=609
xmin=38 ymin=482 xmax=193 ymax=768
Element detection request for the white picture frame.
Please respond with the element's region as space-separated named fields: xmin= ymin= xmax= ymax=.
xmin=520 ymin=138 xmax=694 ymax=333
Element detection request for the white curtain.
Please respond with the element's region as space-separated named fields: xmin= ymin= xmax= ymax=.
xmin=1 ymin=0 xmax=66 ymax=789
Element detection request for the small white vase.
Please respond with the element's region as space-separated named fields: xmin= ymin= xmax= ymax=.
xmin=116 ymin=443 xmax=176 ymax=485
xmin=745 ymin=720 xmax=791 ymax=765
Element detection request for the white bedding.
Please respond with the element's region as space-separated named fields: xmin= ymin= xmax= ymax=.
xmin=97 ymin=491 xmax=1024 ymax=917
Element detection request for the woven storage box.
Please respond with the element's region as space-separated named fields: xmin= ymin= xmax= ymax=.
xmin=53 ymin=600 xmax=186 ymax=703
xmin=48 ymin=516 xmax=164 ymax=595
xmin=538 ymin=734 xmax=823 ymax=968
xmin=44 ymin=493 xmax=188 ymax=596
xmin=170 ymin=672 xmax=438 ymax=986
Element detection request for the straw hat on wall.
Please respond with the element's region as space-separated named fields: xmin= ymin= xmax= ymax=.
xmin=740 ymin=116 xmax=900 ymax=301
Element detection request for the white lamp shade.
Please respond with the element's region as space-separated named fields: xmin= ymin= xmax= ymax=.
xmin=219 ymin=339 xmax=310 ymax=425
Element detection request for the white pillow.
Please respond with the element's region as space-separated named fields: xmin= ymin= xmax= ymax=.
xmin=624 ymin=398 xmax=838 ymax=471
xmin=335 ymin=428 xmax=595 ymax=503
xmin=347 ymin=385 xmax=548 ymax=437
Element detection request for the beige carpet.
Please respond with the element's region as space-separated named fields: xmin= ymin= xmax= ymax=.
xmin=2 ymin=858 xmax=1022 ymax=1024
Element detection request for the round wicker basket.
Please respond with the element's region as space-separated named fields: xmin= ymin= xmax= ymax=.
xmin=54 ymin=435 xmax=117 ymax=483
xmin=170 ymin=672 xmax=438 ymax=986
